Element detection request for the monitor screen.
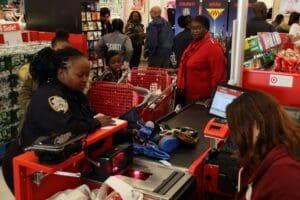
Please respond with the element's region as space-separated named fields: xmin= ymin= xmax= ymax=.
xmin=209 ymin=84 xmax=244 ymax=119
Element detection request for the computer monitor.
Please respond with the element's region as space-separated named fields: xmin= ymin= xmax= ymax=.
xmin=209 ymin=84 xmax=245 ymax=119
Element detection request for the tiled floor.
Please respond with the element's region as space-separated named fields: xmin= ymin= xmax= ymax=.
xmin=0 ymin=167 xmax=14 ymax=200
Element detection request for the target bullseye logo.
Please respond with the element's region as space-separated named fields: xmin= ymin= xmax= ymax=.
xmin=270 ymin=76 xmax=278 ymax=84
xmin=269 ymin=74 xmax=293 ymax=88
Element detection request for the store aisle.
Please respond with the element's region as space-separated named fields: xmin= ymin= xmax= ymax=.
xmin=0 ymin=167 xmax=14 ymax=200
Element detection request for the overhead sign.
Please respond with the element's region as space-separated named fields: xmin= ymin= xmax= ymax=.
xmin=202 ymin=0 xmax=228 ymax=37
xmin=206 ymin=8 xmax=225 ymax=20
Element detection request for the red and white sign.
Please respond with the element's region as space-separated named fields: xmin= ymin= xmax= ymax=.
xmin=269 ymin=74 xmax=294 ymax=88
xmin=0 ymin=22 xmax=20 ymax=32
xmin=0 ymin=22 xmax=23 ymax=45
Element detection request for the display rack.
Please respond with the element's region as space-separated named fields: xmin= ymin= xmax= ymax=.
xmin=80 ymin=1 xmax=104 ymax=79
xmin=80 ymin=0 xmax=125 ymax=79
xmin=243 ymin=33 xmax=300 ymax=107
xmin=81 ymin=1 xmax=101 ymax=55
xmin=0 ymin=42 xmax=49 ymax=158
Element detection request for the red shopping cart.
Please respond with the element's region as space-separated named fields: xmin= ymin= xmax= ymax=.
xmin=87 ymin=81 xmax=150 ymax=117
xmin=128 ymin=67 xmax=176 ymax=122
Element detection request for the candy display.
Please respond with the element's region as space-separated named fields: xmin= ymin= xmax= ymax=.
xmin=274 ymin=49 xmax=300 ymax=74
xmin=0 ymin=42 xmax=49 ymax=157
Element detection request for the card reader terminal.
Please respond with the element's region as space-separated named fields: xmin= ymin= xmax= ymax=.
xmin=204 ymin=118 xmax=229 ymax=139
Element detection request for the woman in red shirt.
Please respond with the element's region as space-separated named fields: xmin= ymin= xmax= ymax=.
xmin=226 ymin=90 xmax=300 ymax=200
xmin=177 ymin=15 xmax=226 ymax=105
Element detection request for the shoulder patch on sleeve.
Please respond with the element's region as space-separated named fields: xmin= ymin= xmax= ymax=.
xmin=48 ymin=96 xmax=69 ymax=113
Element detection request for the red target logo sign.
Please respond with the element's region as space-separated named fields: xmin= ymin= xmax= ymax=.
xmin=269 ymin=74 xmax=293 ymax=88
xmin=270 ymin=76 xmax=278 ymax=84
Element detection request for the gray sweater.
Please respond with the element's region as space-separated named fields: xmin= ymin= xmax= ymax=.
xmin=95 ymin=31 xmax=133 ymax=63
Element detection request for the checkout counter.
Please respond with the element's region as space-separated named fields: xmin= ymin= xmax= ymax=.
xmin=13 ymin=104 xmax=225 ymax=200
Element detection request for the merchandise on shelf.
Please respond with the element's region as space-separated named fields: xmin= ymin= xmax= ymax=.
xmin=81 ymin=1 xmax=104 ymax=78
xmin=0 ymin=42 xmax=49 ymax=157
xmin=244 ymin=32 xmax=282 ymax=71
xmin=275 ymin=49 xmax=300 ymax=74
xmin=244 ymin=32 xmax=281 ymax=56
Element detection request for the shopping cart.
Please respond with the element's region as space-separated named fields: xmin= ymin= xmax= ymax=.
xmin=128 ymin=67 xmax=177 ymax=121
xmin=87 ymin=81 xmax=151 ymax=117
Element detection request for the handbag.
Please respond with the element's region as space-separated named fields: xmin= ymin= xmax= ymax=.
xmin=24 ymin=132 xmax=87 ymax=165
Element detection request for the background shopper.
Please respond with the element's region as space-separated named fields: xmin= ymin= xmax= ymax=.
xmin=97 ymin=50 xmax=123 ymax=82
xmin=144 ymin=6 xmax=174 ymax=68
xmin=173 ymin=15 xmax=193 ymax=67
xmin=176 ymin=15 xmax=226 ymax=106
xmin=246 ymin=1 xmax=275 ymax=37
xmin=96 ymin=18 xmax=133 ymax=65
xmin=125 ymin=11 xmax=145 ymax=68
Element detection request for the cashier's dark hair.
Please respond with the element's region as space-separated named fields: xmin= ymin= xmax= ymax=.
xmin=30 ymin=47 xmax=85 ymax=85
xmin=51 ymin=30 xmax=70 ymax=48
xmin=226 ymin=90 xmax=300 ymax=169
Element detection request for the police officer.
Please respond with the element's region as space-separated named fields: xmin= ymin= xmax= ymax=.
xmin=2 ymin=47 xmax=115 ymax=193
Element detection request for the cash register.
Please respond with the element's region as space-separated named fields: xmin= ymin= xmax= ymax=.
xmin=203 ymin=83 xmax=245 ymax=196
xmin=204 ymin=83 xmax=245 ymax=149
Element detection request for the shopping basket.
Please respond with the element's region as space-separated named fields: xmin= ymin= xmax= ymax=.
xmin=87 ymin=81 xmax=150 ymax=117
xmin=128 ymin=67 xmax=176 ymax=121
xmin=128 ymin=67 xmax=172 ymax=93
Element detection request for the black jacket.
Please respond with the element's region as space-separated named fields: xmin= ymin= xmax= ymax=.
xmin=173 ymin=28 xmax=193 ymax=66
xmin=20 ymin=81 xmax=100 ymax=147
xmin=97 ymin=69 xmax=122 ymax=82
xmin=246 ymin=17 xmax=275 ymax=37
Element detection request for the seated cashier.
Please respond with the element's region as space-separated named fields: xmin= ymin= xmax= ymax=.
xmin=226 ymin=90 xmax=300 ymax=200
xmin=2 ymin=47 xmax=115 ymax=194
xmin=21 ymin=46 xmax=115 ymax=147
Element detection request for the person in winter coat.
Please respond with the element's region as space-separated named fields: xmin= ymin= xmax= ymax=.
xmin=144 ymin=6 xmax=174 ymax=68
xmin=100 ymin=7 xmax=112 ymax=35
xmin=173 ymin=15 xmax=193 ymax=67
xmin=125 ymin=11 xmax=145 ymax=68
xmin=96 ymin=18 xmax=133 ymax=66
xmin=176 ymin=15 xmax=226 ymax=106
xmin=246 ymin=1 xmax=275 ymax=37
xmin=226 ymin=90 xmax=300 ymax=200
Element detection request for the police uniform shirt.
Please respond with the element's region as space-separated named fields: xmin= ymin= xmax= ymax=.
xmin=21 ymin=81 xmax=101 ymax=147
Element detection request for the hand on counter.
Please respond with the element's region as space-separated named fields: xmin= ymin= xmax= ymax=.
xmin=195 ymin=98 xmax=211 ymax=108
xmin=94 ymin=114 xmax=116 ymax=127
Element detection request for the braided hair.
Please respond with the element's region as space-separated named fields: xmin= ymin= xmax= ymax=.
xmin=30 ymin=47 xmax=85 ymax=85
